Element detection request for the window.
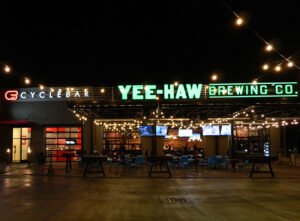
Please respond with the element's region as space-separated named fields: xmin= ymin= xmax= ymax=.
xmin=45 ymin=127 xmax=82 ymax=162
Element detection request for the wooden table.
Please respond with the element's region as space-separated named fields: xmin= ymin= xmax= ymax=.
xmin=82 ymin=156 xmax=107 ymax=177
xmin=62 ymin=153 xmax=75 ymax=171
xmin=147 ymin=156 xmax=172 ymax=177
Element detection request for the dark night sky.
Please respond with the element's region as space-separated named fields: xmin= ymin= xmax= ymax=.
xmin=1 ymin=1 xmax=300 ymax=87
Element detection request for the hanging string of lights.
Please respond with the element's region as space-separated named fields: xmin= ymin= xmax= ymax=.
xmin=221 ymin=0 xmax=300 ymax=77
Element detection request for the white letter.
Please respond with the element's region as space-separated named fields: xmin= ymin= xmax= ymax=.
xmin=39 ymin=92 xmax=45 ymax=98
xmin=20 ymin=92 xmax=27 ymax=99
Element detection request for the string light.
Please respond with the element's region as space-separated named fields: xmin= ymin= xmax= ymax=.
xmin=24 ymin=78 xmax=30 ymax=85
xmin=235 ymin=17 xmax=243 ymax=26
xmin=287 ymin=61 xmax=294 ymax=67
xmin=274 ymin=65 xmax=281 ymax=72
xmin=211 ymin=74 xmax=218 ymax=81
xmin=174 ymin=81 xmax=179 ymax=86
xmin=39 ymin=85 xmax=45 ymax=90
xmin=4 ymin=65 xmax=10 ymax=73
xmin=262 ymin=64 xmax=269 ymax=70
xmin=252 ymin=80 xmax=257 ymax=85
xmin=265 ymin=44 xmax=273 ymax=52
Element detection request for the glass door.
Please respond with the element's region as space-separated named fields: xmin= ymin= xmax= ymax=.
xmin=12 ymin=128 xmax=31 ymax=162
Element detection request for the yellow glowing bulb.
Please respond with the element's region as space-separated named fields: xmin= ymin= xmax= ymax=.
xmin=24 ymin=78 xmax=30 ymax=85
xmin=211 ymin=74 xmax=218 ymax=81
xmin=275 ymin=65 xmax=281 ymax=72
xmin=156 ymin=97 xmax=159 ymax=100
xmin=265 ymin=44 xmax=273 ymax=51
xmin=39 ymin=85 xmax=44 ymax=90
xmin=287 ymin=61 xmax=294 ymax=67
xmin=100 ymin=88 xmax=105 ymax=93
xmin=252 ymin=80 xmax=257 ymax=85
xmin=174 ymin=81 xmax=179 ymax=86
xmin=50 ymin=88 xmax=55 ymax=92
xmin=236 ymin=18 xmax=243 ymax=26
xmin=4 ymin=65 xmax=10 ymax=73
xmin=262 ymin=64 xmax=269 ymax=70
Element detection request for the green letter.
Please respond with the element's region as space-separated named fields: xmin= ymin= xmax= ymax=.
xmin=250 ymin=85 xmax=258 ymax=95
xmin=132 ymin=85 xmax=144 ymax=100
xmin=260 ymin=85 xmax=268 ymax=95
xmin=218 ymin=86 xmax=226 ymax=95
xmin=275 ymin=85 xmax=283 ymax=94
xmin=186 ymin=84 xmax=202 ymax=99
xmin=285 ymin=85 xmax=293 ymax=94
xmin=145 ymin=85 xmax=157 ymax=99
xmin=235 ymin=86 xmax=244 ymax=95
xmin=118 ymin=85 xmax=132 ymax=100
xmin=175 ymin=84 xmax=187 ymax=99
xmin=227 ymin=86 xmax=233 ymax=95
xmin=209 ymin=86 xmax=216 ymax=96
xmin=164 ymin=84 xmax=174 ymax=99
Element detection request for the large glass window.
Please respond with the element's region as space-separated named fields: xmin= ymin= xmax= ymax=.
xmin=45 ymin=127 xmax=82 ymax=162
xmin=12 ymin=128 xmax=31 ymax=162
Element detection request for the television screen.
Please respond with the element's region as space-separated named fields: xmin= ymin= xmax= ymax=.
xmin=189 ymin=133 xmax=201 ymax=141
xmin=221 ymin=125 xmax=231 ymax=136
xmin=178 ymin=129 xmax=193 ymax=137
xmin=203 ymin=125 xmax=220 ymax=136
xmin=156 ymin=126 xmax=168 ymax=136
xmin=139 ymin=126 xmax=154 ymax=136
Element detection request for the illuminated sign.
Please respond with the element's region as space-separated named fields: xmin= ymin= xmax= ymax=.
xmin=209 ymin=82 xmax=298 ymax=98
xmin=118 ymin=82 xmax=298 ymax=100
xmin=118 ymin=84 xmax=203 ymax=100
xmin=2 ymin=82 xmax=298 ymax=102
xmin=3 ymin=88 xmax=90 ymax=102
xmin=4 ymin=90 xmax=19 ymax=101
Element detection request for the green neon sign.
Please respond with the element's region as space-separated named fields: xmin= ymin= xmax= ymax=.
xmin=117 ymin=82 xmax=298 ymax=100
xmin=208 ymin=82 xmax=298 ymax=98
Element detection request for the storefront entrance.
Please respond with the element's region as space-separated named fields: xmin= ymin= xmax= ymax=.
xmin=12 ymin=127 xmax=31 ymax=162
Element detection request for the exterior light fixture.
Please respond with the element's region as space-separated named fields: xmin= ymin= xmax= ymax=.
xmin=174 ymin=82 xmax=179 ymax=86
xmin=100 ymin=88 xmax=105 ymax=93
xmin=6 ymin=148 xmax=10 ymax=153
xmin=39 ymin=85 xmax=45 ymax=90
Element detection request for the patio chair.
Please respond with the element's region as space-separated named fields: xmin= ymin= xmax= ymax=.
xmin=179 ymin=155 xmax=189 ymax=169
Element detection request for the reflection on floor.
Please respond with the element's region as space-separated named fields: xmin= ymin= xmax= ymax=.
xmin=0 ymin=163 xmax=300 ymax=220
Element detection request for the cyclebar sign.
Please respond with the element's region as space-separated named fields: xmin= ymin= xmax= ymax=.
xmin=118 ymin=82 xmax=298 ymax=100
xmin=3 ymin=88 xmax=90 ymax=102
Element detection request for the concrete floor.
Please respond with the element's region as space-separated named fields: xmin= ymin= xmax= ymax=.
xmin=0 ymin=164 xmax=300 ymax=220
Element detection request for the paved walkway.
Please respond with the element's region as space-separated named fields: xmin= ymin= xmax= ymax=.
xmin=0 ymin=163 xmax=300 ymax=220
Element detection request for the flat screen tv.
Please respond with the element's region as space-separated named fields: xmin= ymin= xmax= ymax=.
xmin=203 ymin=125 xmax=220 ymax=136
xmin=178 ymin=129 xmax=193 ymax=137
xmin=139 ymin=126 xmax=154 ymax=136
xmin=189 ymin=133 xmax=201 ymax=141
xmin=221 ymin=125 xmax=231 ymax=136
xmin=156 ymin=126 xmax=168 ymax=136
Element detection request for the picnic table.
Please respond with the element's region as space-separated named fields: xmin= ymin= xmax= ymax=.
xmin=147 ymin=156 xmax=173 ymax=177
xmin=82 ymin=155 xmax=107 ymax=177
